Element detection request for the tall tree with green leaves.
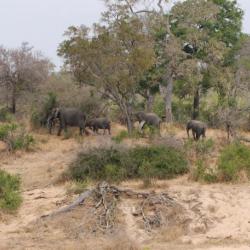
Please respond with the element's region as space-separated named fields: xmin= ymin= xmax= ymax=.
xmin=169 ymin=0 xmax=243 ymax=119
xmin=58 ymin=12 xmax=155 ymax=133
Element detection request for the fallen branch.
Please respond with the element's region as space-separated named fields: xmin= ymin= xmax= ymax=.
xmin=41 ymin=189 xmax=93 ymax=218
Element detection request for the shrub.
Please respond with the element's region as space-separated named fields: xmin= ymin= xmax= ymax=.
xmin=67 ymin=145 xmax=188 ymax=183
xmin=112 ymin=130 xmax=129 ymax=143
xmin=129 ymin=146 xmax=188 ymax=179
xmin=0 ymin=106 xmax=13 ymax=122
xmin=218 ymin=143 xmax=250 ymax=182
xmin=31 ymin=92 xmax=57 ymax=128
xmin=184 ymin=138 xmax=214 ymax=156
xmin=191 ymin=160 xmax=218 ymax=183
xmin=0 ymin=170 xmax=22 ymax=212
xmin=0 ymin=123 xmax=35 ymax=151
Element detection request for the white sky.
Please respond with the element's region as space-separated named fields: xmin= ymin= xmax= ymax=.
xmin=0 ymin=0 xmax=249 ymax=69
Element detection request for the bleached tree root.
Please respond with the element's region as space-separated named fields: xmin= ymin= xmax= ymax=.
xmin=40 ymin=182 xmax=182 ymax=232
xmin=41 ymin=189 xmax=93 ymax=218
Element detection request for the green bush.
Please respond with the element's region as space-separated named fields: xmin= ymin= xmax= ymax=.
xmin=191 ymin=160 xmax=218 ymax=183
xmin=185 ymin=138 xmax=214 ymax=155
xmin=0 ymin=106 xmax=13 ymax=122
xmin=112 ymin=130 xmax=129 ymax=143
xmin=67 ymin=145 xmax=188 ymax=183
xmin=0 ymin=123 xmax=17 ymax=141
xmin=31 ymin=92 xmax=57 ymax=128
xmin=112 ymin=129 xmax=143 ymax=143
xmin=218 ymin=143 xmax=250 ymax=182
xmin=0 ymin=123 xmax=35 ymax=151
xmin=0 ymin=170 xmax=22 ymax=212
xmin=10 ymin=133 xmax=35 ymax=151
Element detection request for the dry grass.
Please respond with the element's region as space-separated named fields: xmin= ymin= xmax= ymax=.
xmin=104 ymin=235 xmax=140 ymax=250
xmin=157 ymin=225 xmax=187 ymax=242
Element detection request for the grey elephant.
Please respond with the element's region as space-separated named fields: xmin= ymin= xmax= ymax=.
xmin=134 ymin=111 xmax=162 ymax=130
xmin=47 ymin=107 xmax=86 ymax=136
xmin=85 ymin=118 xmax=111 ymax=135
xmin=186 ymin=120 xmax=207 ymax=140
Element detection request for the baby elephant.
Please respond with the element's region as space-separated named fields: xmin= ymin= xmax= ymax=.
xmin=186 ymin=120 xmax=207 ymax=140
xmin=85 ymin=118 xmax=111 ymax=135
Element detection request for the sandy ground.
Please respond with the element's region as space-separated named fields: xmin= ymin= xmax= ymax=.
xmin=1 ymin=126 xmax=250 ymax=250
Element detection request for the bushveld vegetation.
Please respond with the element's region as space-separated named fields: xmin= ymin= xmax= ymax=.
xmin=0 ymin=170 xmax=22 ymax=212
xmin=0 ymin=0 xmax=249 ymax=190
xmin=218 ymin=142 xmax=250 ymax=182
xmin=0 ymin=123 xmax=34 ymax=152
xmin=65 ymin=145 xmax=188 ymax=184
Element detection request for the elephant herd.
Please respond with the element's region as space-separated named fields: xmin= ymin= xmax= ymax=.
xmin=46 ymin=107 xmax=207 ymax=140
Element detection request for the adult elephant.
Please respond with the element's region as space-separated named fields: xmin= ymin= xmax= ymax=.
xmin=47 ymin=107 xmax=86 ymax=136
xmin=134 ymin=111 xmax=162 ymax=130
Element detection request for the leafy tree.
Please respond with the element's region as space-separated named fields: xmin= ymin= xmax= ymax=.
xmin=169 ymin=0 xmax=243 ymax=119
xmin=59 ymin=17 xmax=155 ymax=133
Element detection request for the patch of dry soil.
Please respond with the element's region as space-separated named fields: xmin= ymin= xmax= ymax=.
xmin=1 ymin=128 xmax=250 ymax=250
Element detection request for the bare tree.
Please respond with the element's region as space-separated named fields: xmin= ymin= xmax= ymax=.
xmin=0 ymin=43 xmax=53 ymax=113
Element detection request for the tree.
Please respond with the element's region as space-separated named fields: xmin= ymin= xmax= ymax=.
xmin=58 ymin=18 xmax=155 ymax=133
xmin=0 ymin=43 xmax=52 ymax=113
xmin=169 ymin=0 xmax=243 ymax=120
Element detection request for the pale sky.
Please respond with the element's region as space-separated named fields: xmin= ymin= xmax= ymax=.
xmin=0 ymin=0 xmax=249 ymax=69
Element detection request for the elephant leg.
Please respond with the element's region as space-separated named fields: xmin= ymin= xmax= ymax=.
xmin=192 ymin=129 xmax=196 ymax=140
xmin=64 ymin=126 xmax=68 ymax=135
xmin=103 ymin=128 xmax=106 ymax=135
xmin=80 ymin=127 xmax=83 ymax=136
xmin=202 ymin=129 xmax=206 ymax=139
xmin=187 ymin=128 xmax=190 ymax=138
xmin=57 ymin=126 xmax=62 ymax=136
xmin=139 ymin=121 xmax=146 ymax=131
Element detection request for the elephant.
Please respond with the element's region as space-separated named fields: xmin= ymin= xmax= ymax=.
xmin=186 ymin=120 xmax=207 ymax=140
xmin=85 ymin=118 xmax=111 ymax=135
xmin=47 ymin=107 xmax=86 ymax=136
xmin=134 ymin=111 xmax=162 ymax=130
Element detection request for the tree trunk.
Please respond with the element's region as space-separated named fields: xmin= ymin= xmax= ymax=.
xmin=11 ymin=83 xmax=16 ymax=114
xmin=162 ymin=75 xmax=173 ymax=123
xmin=146 ymin=89 xmax=154 ymax=112
xmin=192 ymin=88 xmax=200 ymax=119
xmin=120 ymin=101 xmax=133 ymax=135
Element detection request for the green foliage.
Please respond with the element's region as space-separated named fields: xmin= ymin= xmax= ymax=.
xmin=0 ymin=123 xmax=17 ymax=141
xmin=112 ymin=129 xmax=143 ymax=143
xmin=67 ymin=145 xmax=188 ymax=183
xmin=10 ymin=133 xmax=35 ymax=151
xmin=112 ymin=130 xmax=129 ymax=143
xmin=138 ymin=161 xmax=155 ymax=187
xmin=31 ymin=92 xmax=57 ymax=128
xmin=0 ymin=106 xmax=13 ymax=122
xmin=153 ymin=94 xmax=165 ymax=118
xmin=0 ymin=170 xmax=22 ymax=212
xmin=140 ymin=124 xmax=159 ymax=138
xmin=0 ymin=123 xmax=35 ymax=151
xmin=192 ymin=160 xmax=218 ymax=183
xmin=185 ymin=138 xmax=214 ymax=156
xmin=218 ymin=143 xmax=250 ymax=182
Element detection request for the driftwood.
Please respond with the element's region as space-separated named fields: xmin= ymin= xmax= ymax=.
xmin=40 ymin=182 xmax=179 ymax=232
xmin=41 ymin=189 xmax=93 ymax=218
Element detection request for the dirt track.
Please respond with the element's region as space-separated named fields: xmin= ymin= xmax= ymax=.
xmin=1 ymin=129 xmax=250 ymax=250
